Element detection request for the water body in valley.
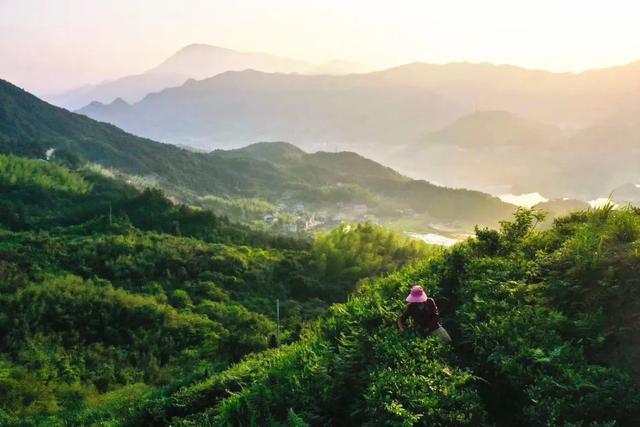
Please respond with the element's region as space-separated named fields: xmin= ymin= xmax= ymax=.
xmin=498 ymin=192 xmax=548 ymax=208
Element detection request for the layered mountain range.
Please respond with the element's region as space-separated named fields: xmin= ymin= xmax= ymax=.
xmin=45 ymin=44 xmax=369 ymax=110
xmin=72 ymin=54 xmax=640 ymax=200
xmin=0 ymin=78 xmax=513 ymax=232
xmin=389 ymin=110 xmax=640 ymax=199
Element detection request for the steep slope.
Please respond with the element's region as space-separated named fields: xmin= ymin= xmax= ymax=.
xmin=0 ymin=79 xmax=513 ymax=230
xmin=0 ymin=154 xmax=432 ymax=421
xmin=110 ymin=208 xmax=640 ymax=426
xmin=0 ymin=78 xmax=254 ymax=195
xmin=45 ymin=44 xmax=371 ymax=110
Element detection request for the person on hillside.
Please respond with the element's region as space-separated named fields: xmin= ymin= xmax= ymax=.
xmin=397 ymin=285 xmax=452 ymax=342
xmin=268 ymin=334 xmax=278 ymax=349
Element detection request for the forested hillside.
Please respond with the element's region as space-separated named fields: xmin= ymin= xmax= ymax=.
xmin=2 ymin=147 xmax=640 ymax=425
xmin=7 ymin=2 xmax=640 ymax=425
xmin=0 ymin=155 xmax=429 ymax=421
xmin=2 ymin=76 xmax=639 ymax=426
xmin=75 ymin=207 xmax=640 ymax=426
xmin=0 ymin=79 xmax=513 ymax=231
xmin=4 ymin=154 xmax=638 ymax=424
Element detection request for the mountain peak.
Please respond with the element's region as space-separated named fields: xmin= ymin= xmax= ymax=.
xmin=85 ymin=100 xmax=106 ymax=108
xmin=227 ymin=141 xmax=307 ymax=162
xmin=46 ymin=45 xmax=311 ymax=110
xmin=444 ymin=109 xmax=550 ymax=129
xmin=451 ymin=110 xmax=522 ymax=125
xmin=170 ymin=43 xmax=234 ymax=56
xmin=111 ymin=97 xmax=131 ymax=107
xmin=426 ymin=110 xmax=559 ymax=147
xmin=77 ymin=96 xmax=132 ymax=118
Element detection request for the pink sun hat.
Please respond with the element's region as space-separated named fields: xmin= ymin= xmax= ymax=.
xmin=406 ymin=285 xmax=427 ymax=303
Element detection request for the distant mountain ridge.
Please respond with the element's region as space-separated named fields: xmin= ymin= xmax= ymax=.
xmin=76 ymin=57 xmax=640 ymax=149
xmin=45 ymin=44 xmax=370 ymax=110
xmin=387 ymin=109 xmax=640 ymax=199
xmin=423 ymin=110 xmax=562 ymax=147
xmin=372 ymin=60 xmax=640 ymax=127
xmin=76 ymin=59 xmax=640 ymax=199
xmin=77 ymin=68 xmax=464 ymax=151
xmin=0 ymin=78 xmax=513 ymax=231
xmin=386 ymin=110 xmax=565 ymax=192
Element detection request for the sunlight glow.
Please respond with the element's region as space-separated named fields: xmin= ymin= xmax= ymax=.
xmin=498 ymin=192 xmax=548 ymax=208
xmin=3 ymin=0 xmax=640 ymax=94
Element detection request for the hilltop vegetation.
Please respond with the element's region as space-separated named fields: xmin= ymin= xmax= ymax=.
xmin=0 ymin=155 xmax=429 ymax=421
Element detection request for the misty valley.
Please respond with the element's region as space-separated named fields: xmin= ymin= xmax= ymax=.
xmin=1 ymin=18 xmax=640 ymax=427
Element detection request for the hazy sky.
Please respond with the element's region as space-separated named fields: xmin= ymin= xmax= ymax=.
xmin=2 ymin=0 xmax=640 ymax=94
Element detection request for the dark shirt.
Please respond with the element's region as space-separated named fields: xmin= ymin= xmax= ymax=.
xmin=398 ymin=298 xmax=440 ymax=333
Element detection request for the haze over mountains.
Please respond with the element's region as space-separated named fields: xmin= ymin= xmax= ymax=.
xmin=78 ymin=70 xmax=461 ymax=153
xmin=389 ymin=110 xmax=640 ymax=200
xmin=46 ymin=44 xmax=370 ymax=110
xmin=7 ymin=1 xmax=640 ymax=421
xmin=76 ymin=55 xmax=640 ymax=201
xmin=371 ymin=61 xmax=640 ymax=127
xmin=0 ymin=78 xmax=513 ymax=234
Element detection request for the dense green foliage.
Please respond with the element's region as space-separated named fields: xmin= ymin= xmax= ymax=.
xmin=0 ymin=154 xmax=307 ymax=249
xmin=0 ymin=161 xmax=639 ymax=425
xmin=312 ymin=223 xmax=429 ymax=301
xmin=1 ymin=80 xmax=639 ymax=424
xmin=104 ymin=207 xmax=640 ymax=426
xmin=0 ymin=155 xmax=428 ymax=421
xmin=0 ymin=154 xmax=90 ymax=193
xmin=197 ymin=195 xmax=277 ymax=223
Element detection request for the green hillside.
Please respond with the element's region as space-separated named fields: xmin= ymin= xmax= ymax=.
xmin=0 ymin=79 xmax=513 ymax=230
xmin=0 ymin=79 xmax=292 ymax=199
xmin=3 ymin=78 xmax=639 ymax=425
xmin=110 ymin=207 xmax=640 ymax=426
xmin=4 ymin=156 xmax=637 ymax=424
xmin=0 ymin=155 xmax=430 ymax=421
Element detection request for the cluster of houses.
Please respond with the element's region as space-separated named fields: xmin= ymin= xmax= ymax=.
xmin=261 ymin=201 xmax=381 ymax=234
